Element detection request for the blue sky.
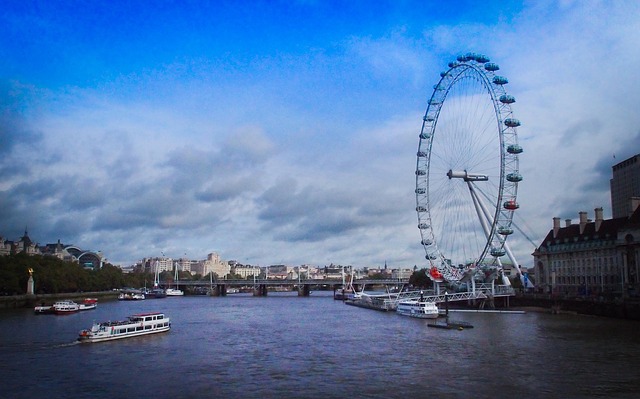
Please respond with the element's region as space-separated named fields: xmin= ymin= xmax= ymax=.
xmin=2 ymin=0 xmax=640 ymax=268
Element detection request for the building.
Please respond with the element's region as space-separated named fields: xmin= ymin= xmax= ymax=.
xmin=232 ymin=265 xmax=260 ymax=279
xmin=144 ymin=257 xmax=173 ymax=274
xmin=195 ymin=252 xmax=230 ymax=277
xmin=0 ymin=230 xmax=104 ymax=269
xmin=611 ymin=153 xmax=640 ymax=218
xmin=533 ymin=207 xmax=640 ymax=297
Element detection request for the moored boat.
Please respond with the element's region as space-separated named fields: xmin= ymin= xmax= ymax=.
xmin=396 ymin=299 xmax=439 ymax=319
xmin=118 ymin=291 xmax=145 ymax=300
xmin=52 ymin=300 xmax=80 ymax=314
xmin=149 ymin=288 xmax=167 ymax=298
xmin=34 ymin=304 xmax=53 ymax=314
xmin=165 ymin=288 xmax=184 ymax=296
xmin=77 ymin=312 xmax=171 ymax=343
xmin=79 ymin=298 xmax=98 ymax=310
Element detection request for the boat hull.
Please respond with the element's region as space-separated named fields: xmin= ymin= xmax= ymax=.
xmin=34 ymin=306 xmax=53 ymax=314
xmin=78 ymin=312 xmax=171 ymax=343
xmin=52 ymin=300 xmax=80 ymax=314
xmin=78 ymin=325 xmax=171 ymax=343
xmin=396 ymin=301 xmax=439 ymax=319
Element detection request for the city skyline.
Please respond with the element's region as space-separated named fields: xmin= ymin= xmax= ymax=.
xmin=2 ymin=1 xmax=640 ymax=267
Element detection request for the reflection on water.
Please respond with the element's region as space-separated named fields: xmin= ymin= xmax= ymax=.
xmin=1 ymin=293 xmax=639 ymax=398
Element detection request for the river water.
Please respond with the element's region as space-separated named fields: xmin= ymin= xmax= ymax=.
xmin=1 ymin=292 xmax=639 ymax=399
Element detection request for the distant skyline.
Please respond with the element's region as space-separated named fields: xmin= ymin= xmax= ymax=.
xmin=2 ymin=1 xmax=640 ymax=267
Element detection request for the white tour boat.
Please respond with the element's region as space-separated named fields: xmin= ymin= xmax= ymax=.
xmin=79 ymin=298 xmax=98 ymax=310
xmin=52 ymin=300 xmax=80 ymax=314
xmin=77 ymin=312 xmax=171 ymax=343
xmin=396 ymin=298 xmax=439 ymax=319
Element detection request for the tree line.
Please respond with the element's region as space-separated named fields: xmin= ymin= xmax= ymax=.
xmin=0 ymin=253 xmax=130 ymax=295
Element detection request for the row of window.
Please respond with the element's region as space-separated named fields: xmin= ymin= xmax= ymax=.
xmin=113 ymin=322 xmax=170 ymax=334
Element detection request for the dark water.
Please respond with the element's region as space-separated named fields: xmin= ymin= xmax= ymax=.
xmin=1 ymin=292 xmax=639 ymax=399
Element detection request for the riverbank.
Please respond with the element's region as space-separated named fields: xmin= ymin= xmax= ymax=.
xmin=0 ymin=291 xmax=119 ymax=309
xmin=505 ymin=295 xmax=640 ymax=320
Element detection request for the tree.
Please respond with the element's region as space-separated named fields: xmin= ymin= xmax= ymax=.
xmin=409 ymin=268 xmax=433 ymax=289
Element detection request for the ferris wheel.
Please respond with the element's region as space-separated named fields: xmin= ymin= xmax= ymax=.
xmin=415 ymin=52 xmax=525 ymax=285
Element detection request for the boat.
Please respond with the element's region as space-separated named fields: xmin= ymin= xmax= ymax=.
xmin=149 ymin=288 xmax=167 ymax=298
xmin=118 ymin=291 xmax=145 ymax=300
xmin=34 ymin=303 xmax=53 ymax=314
xmin=77 ymin=312 xmax=171 ymax=343
xmin=166 ymin=263 xmax=184 ymax=296
xmin=79 ymin=298 xmax=98 ymax=310
xmin=165 ymin=288 xmax=184 ymax=296
xmin=396 ymin=298 xmax=439 ymax=319
xmin=52 ymin=300 xmax=80 ymax=314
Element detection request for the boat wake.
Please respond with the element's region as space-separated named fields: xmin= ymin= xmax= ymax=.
xmin=53 ymin=341 xmax=80 ymax=348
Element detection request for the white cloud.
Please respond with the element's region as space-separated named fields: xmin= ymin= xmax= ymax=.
xmin=2 ymin=1 xmax=640 ymax=270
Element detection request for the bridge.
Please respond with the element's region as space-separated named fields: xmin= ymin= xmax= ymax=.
xmin=157 ymin=278 xmax=409 ymax=296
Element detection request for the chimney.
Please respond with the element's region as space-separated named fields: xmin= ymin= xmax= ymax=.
xmin=579 ymin=211 xmax=588 ymax=234
xmin=630 ymin=197 xmax=640 ymax=217
xmin=553 ymin=217 xmax=561 ymax=238
xmin=595 ymin=207 xmax=603 ymax=232
xmin=565 ymin=219 xmax=572 ymax=227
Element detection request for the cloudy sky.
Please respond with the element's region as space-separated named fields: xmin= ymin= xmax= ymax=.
xmin=1 ymin=0 xmax=639 ymax=268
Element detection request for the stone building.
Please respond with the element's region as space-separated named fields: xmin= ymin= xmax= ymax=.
xmin=533 ymin=206 xmax=640 ymax=297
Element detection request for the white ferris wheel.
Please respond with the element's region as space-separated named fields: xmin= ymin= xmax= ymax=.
xmin=415 ymin=52 xmax=527 ymax=286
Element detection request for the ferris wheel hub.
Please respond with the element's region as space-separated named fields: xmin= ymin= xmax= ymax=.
xmin=446 ymin=169 xmax=489 ymax=181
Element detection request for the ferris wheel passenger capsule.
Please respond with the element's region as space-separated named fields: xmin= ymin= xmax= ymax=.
xmin=415 ymin=169 xmax=426 ymax=176
xmin=506 ymin=172 xmax=523 ymax=182
xmin=418 ymin=223 xmax=430 ymax=229
xmin=493 ymin=76 xmax=509 ymax=85
xmin=421 ymin=239 xmax=432 ymax=246
xmin=504 ymin=118 xmax=521 ymax=127
xmin=499 ymin=94 xmax=515 ymax=104
xmin=498 ymin=226 xmax=514 ymax=235
xmin=475 ymin=54 xmax=490 ymax=63
xmin=485 ymin=63 xmax=500 ymax=71
xmin=420 ymin=132 xmax=430 ymax=140
xmin=490 ymin=247 xmax=506 ymax=257
xmin=507 ymin=144 xmax=523 ymax=154
xmin=503 ymin=200 xmax=519 ymax=210
xmin=415 ymin=188 xmax=426 ymax=194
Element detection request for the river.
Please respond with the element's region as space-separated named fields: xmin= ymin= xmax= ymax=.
xmin=1 ymin=292 xmax=639 ymax=398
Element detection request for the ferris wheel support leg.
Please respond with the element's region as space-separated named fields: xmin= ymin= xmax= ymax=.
xmin=503 ymin=241 xmax=533 ymax=288
xmin=467 ymin=182 xmax=493 ymax=239
xmin=470 ymin=181 xmax=527 ymax=287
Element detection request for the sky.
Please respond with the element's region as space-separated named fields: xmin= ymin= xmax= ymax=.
xmin=1 ymin=0 xmax=640 ymax=269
